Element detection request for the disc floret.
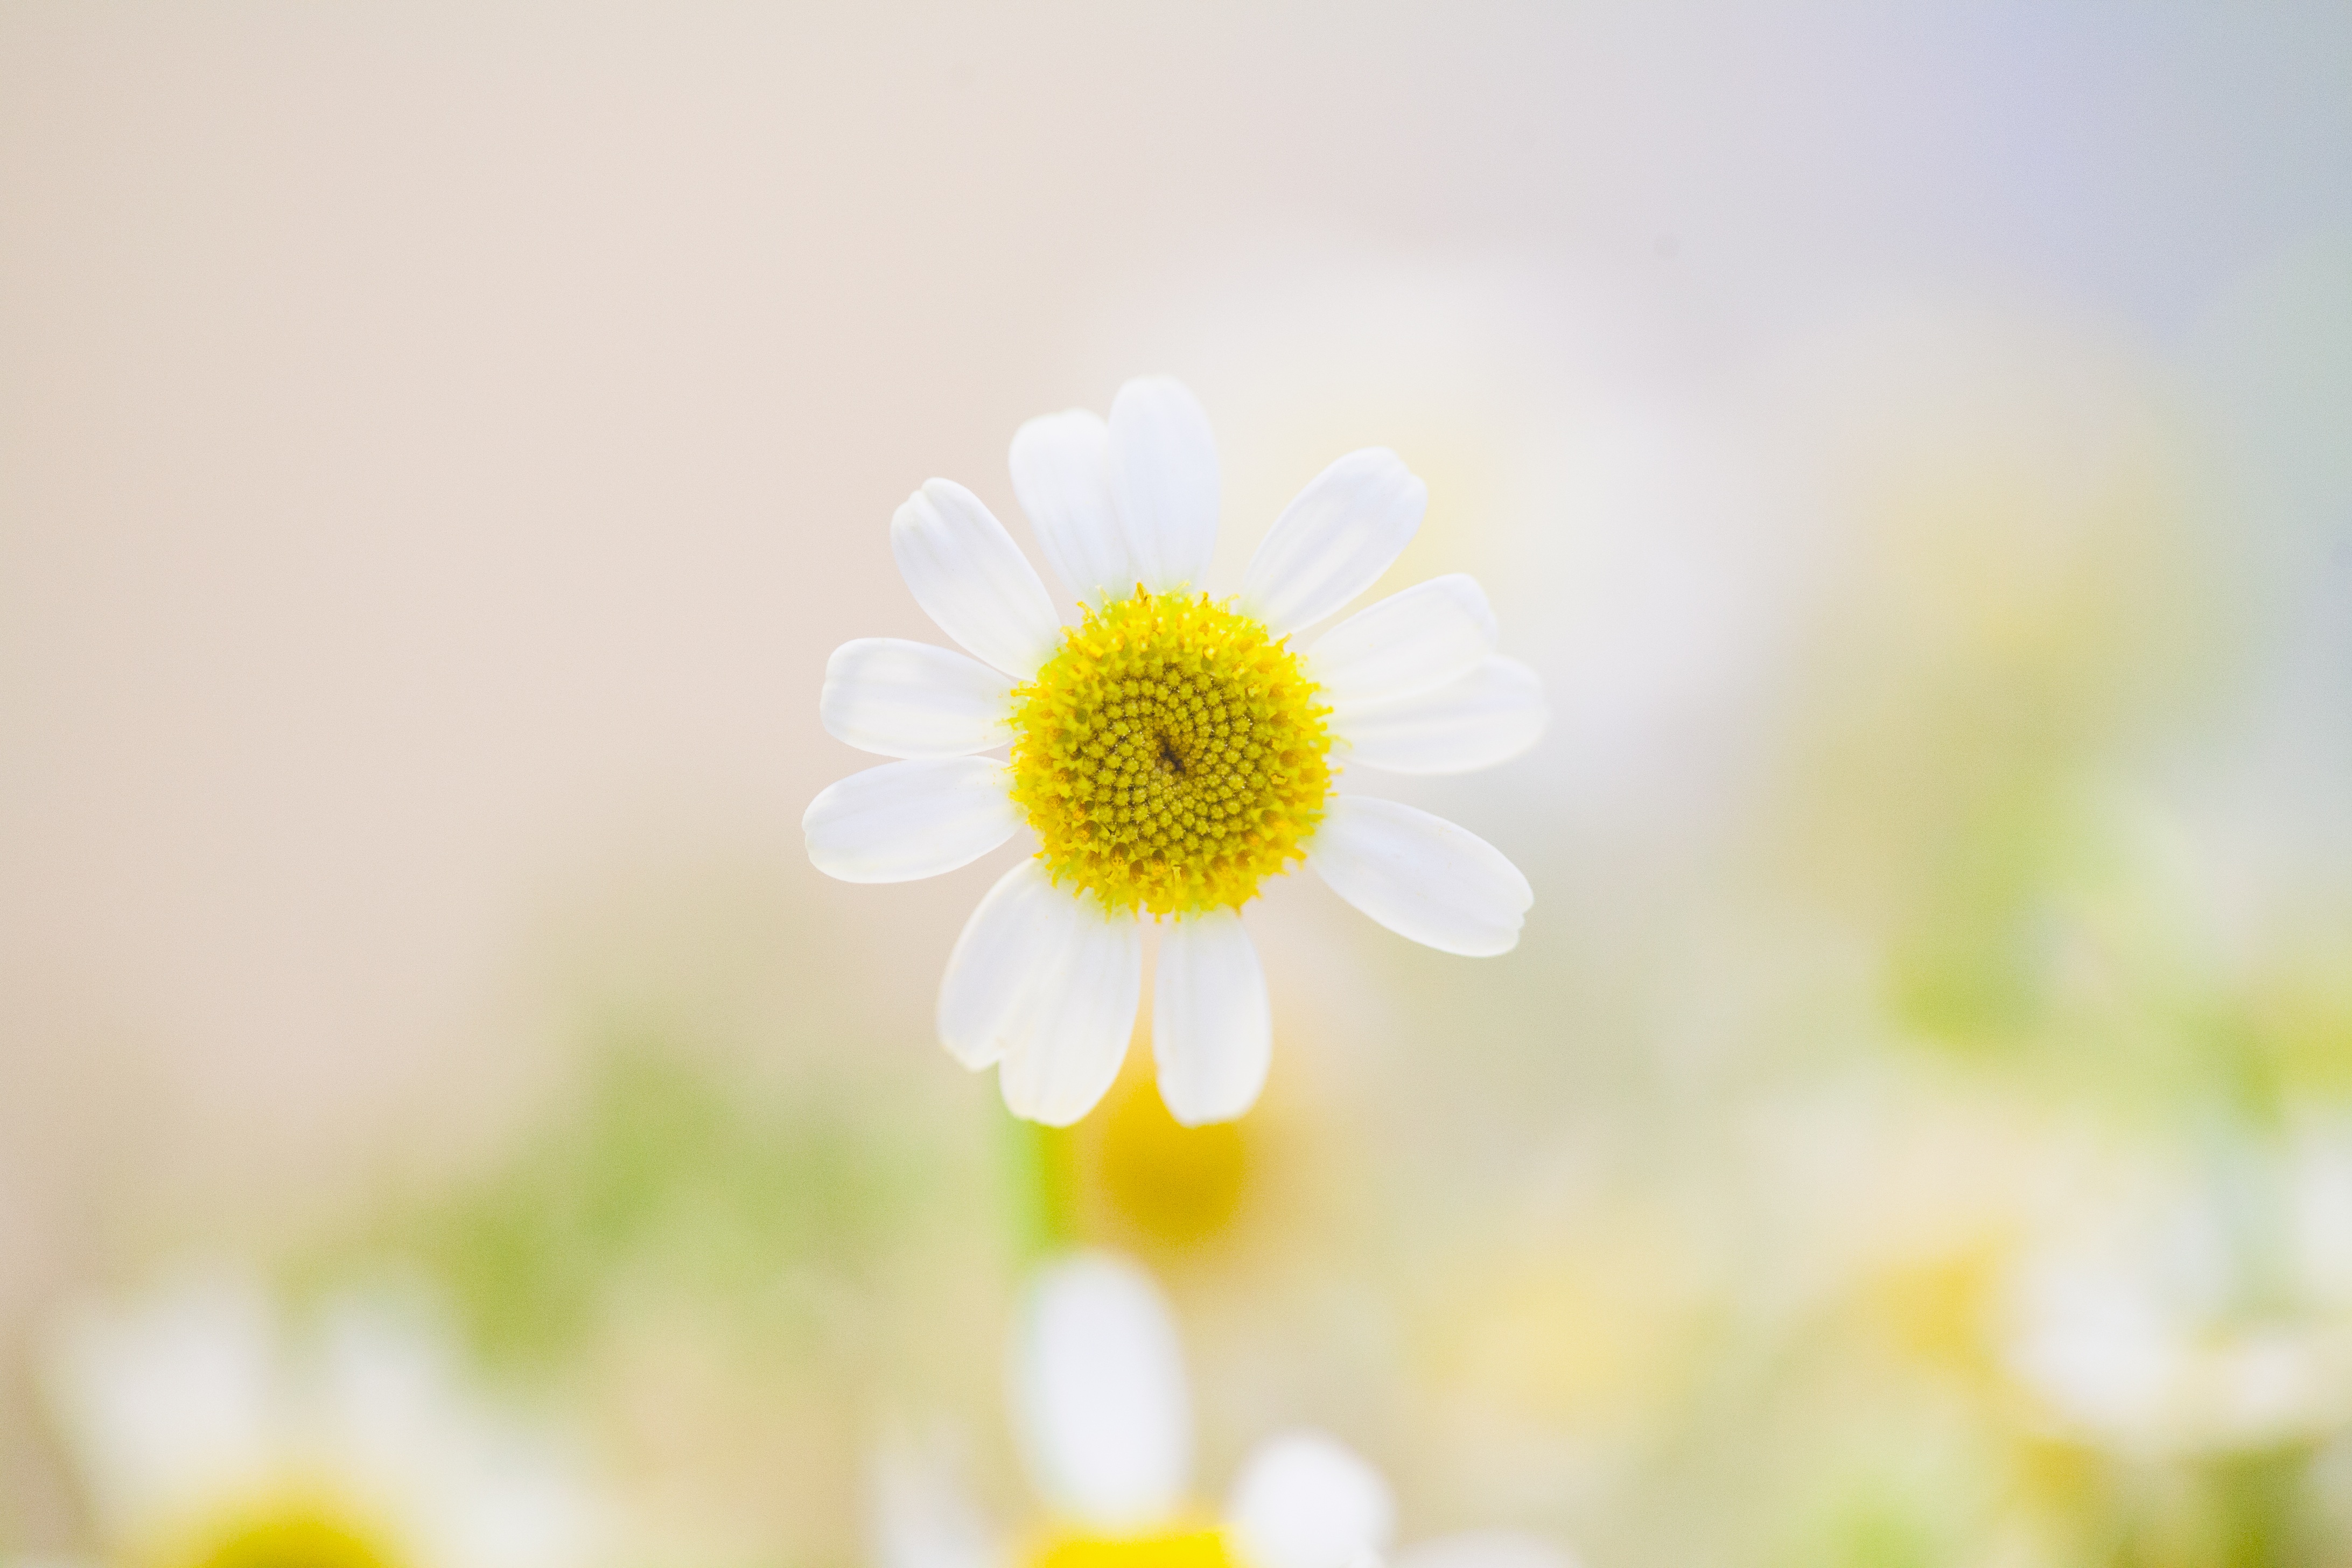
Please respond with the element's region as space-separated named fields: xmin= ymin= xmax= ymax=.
xmin=1009 ymin=587 xmax=1333 ymax=917
xmin=1030 ymin=1529 xmax=1236 ymax=1568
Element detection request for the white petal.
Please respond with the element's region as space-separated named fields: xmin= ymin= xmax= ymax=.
xmin=823 ymin=639 xmax=1014 ymax=759
xmin=995 ymin=892 xmax=1144 ymax=1126
xmin=1305 ymin=576 xmax=1499 ymax=708
xmin=1013 ymin=1252 xmax=1191 ymax=1531
xmin=43 ymin=1276 xmax=281 ymax=1529
xmin=891 ymin=479 xmax=1063 ymax=677
xmin=1152 ymin=910 xmax=1272 ymax=1126
xmin=937 ymin=860 xmax=1063 ymax=1069
xmin=804 ymin=758 xmax=1020 ymax=883
xmin=871 ymin=1438 xmax=1008 ymax=1568
xmin=1331 ymin=657 xmax=1548 ymax=775
xmin=433 ymin=1456 xmax=605 ymax=1568
xmin=1241 ymin=449 xmax=1427 ymax=636
xmin=1226 ymin=1431 xmax=1395 ymax=1568
xmin=1395 ymin=1532 xmax=1581 ymax=1568
xmin=1307 ymin=797 xmax=1532 ymax=957
xmin=1011 ymin=409 xmax=1137 ymax=604
xmin=1109 ymin=376 xmax=1219 ymax=592
xmin=413 ymin=1409 xmax=605 ymax=1568
xmin=315 ymin=1292 xmax=458 ymax=1472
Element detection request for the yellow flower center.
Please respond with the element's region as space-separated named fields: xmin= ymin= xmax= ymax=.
xmin=1033 ymin=1049 xmax=1260 ymax=1256
xmin=1031 ymin=1527 xmax=1241 ymax=1568
xmin=1009 ymin=588 xmax=1333 ymax=918
xmin=1095 ymin=1059 xmax=1251 ymax=1250
xmin=156 ymin=1509 xmax=400 ymax=1568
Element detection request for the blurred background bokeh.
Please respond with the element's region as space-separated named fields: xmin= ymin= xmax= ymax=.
xmin=4 ymin=4 xmax=2350 ymax=1566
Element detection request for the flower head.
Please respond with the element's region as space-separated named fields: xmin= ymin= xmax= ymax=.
xmin=41 ymin=1274 xmax=607 ymax=1568
xmin=807 ymin=377 xmax=1545 ymax=1126
xmin=873 ymin=1252 xmax=1574 ymax=1568
xmin=1009 ymin=588 xmax=1334 ymax=919
xmin=2000 ymin=1127 xmax=2352 ymax=1455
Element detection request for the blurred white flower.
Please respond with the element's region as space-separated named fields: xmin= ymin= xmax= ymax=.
xmin=43 ymin=1273 xmax=608 ymax=1568
xmin=873 ymin=1252 xmax=1574 ymax=1568
xmin=806 ymin=377 xmax=1543 ymax=1128
xmin=2002 ymin=1125 xmax=2352 ymax=1455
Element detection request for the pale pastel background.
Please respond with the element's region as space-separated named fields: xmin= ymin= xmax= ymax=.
xmin=4 ymin=5 xmax=2350 ymax=1566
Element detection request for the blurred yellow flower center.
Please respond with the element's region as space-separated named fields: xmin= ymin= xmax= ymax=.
xmin=1097 ymin=1061 xmax=1250 ymax=1249
xmin=1010 ymin=588 xmax=1332 ymax=917
xmin=1031 ymin=1527 xmax=1240 ymax=1568
xmin=166 ymin=1510 xmax=399 ymax=1568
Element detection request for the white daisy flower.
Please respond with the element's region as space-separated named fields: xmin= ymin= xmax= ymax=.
xmin=806 ymin=377 xmax=1544 ymax=1127
xmin=873 ymin=1251 xmax=1576 ymax=1568
xmin=2001 ymin=1128 xmax=2352 ymax=1455
xmin=41 ymin=1273 xmax=607 ymax=1568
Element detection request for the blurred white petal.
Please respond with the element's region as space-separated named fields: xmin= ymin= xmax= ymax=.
xmin=1308 ymin=797 xmax=1531 ymax=957
xmin=937 ymin=860 xmax=1063 ymax=1069
xmin=44 ymin=1275 xmax=279 ymax=1529
xmin=1242 ymin=449 xmax=1426 ymax=636
xmin=1013 ymin=1253 xmax=1191 ymax=1530
xmin=1306 ymin=576 xmax=1498 ymax=709
xmin=1152 ymin=910 xmax=1271 ymax=1126
xmin=1012 ymin=409 xmax=1137 ymax=604
xmin=803 ymin=758 xmax=1019 ymax=883
xmin=2202 ymin=1327 xmax=2334 ymax=1448
xmin=1226 ymin=1431 xmax=1395 ymax=1568
xmin=1332 ymin=657 xmax=1547 ymax=775
xmin=823 ymin=639 xmax=1014 ymax=758
xmin=871 ymin=1439 xmax=1006 ymax=1568
xmin=2005 ymin=1255 xmax=2180 ymax=1437
xmin=891 ymin=479 xmax=1063 ymax=677
xmin=430 ymin=1434 xmax=606 ymax=1568
xmin=2291 ymin=1130 xmax=2352 ymax=1300
xmin=316 ymin=1292 xmax=458 ymax=1477
xmin=1109 ymin=377 xmax=1218 ymax=593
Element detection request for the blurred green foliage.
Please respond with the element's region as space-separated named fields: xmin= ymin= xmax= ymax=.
xmin=358 ymin=1041 xmax=948 ymax=1375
